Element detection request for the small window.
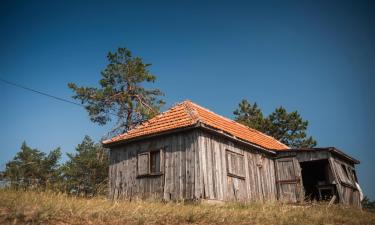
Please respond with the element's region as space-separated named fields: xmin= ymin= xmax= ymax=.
xmin=346 ymin=166 xmax=358 ymax=184
xmin=226 ymin=150 xmax=245 ymax=179
xmin=341 ymin=164 xmax=349 ymax=179
xmin=150 ymin=151 xmax=161 ymax=174
xmin=337 ymin=163 xmax=355 ymax=185
xmin=137 ymin=149 xmax=162 ymax=177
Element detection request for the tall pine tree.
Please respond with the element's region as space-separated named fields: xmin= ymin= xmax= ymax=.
xmin=68 ymin=47 xmax=165 ymax=136
xmin=265 ymin=107 xmax=317 ymax=148
xmin=233 ymin=99 xmax=265 ymax=132
xmin=234 ymin=99 xmax=316 ymax=148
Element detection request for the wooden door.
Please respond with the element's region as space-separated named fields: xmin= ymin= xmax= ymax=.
xmin=275 ymin=157 xmax=304 ymax=202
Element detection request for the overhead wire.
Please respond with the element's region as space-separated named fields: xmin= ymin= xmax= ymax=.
xmin=0 ymin=77 xmax=118 ymax=116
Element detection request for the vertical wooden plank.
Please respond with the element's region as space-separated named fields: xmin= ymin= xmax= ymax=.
xmin=244 ymin=151 xmax=251 ymax=201
xmin=194 ymin=131 xmax=201 ymax=199
xmin=185 ymin=134 xmax=191 ymax=199
xmin=215 ymin=140 xmax=223 ymax=200
xmin=164 ymin=145 xmax=172 ymax=200
xmin=220 ymin=140 xmax=227 ymax=201
xmin=198 ymin=131 xmax=205 ymax=199
xmin=200 ymin=134 xmax=208 ymax=198
xmin=206 ymin=134 xmax=212 ymax=199
xmin=211 ymin=140 xmax=217 ymax=199
xmin=328 ymin=157 xmax=344 ymax=204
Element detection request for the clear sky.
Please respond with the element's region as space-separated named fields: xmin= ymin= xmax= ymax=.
xmin=1 ymin=0 xmax=374 ymax=198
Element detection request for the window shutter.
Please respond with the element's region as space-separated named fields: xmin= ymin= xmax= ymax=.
xmin=226 ymin=150 xmax=245 ymax=178
xmin=137 ymin=153 xmax=149 ymax=176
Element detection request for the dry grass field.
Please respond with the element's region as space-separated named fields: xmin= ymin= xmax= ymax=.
xmin=0 ymin=189 xmax=374 ymax=225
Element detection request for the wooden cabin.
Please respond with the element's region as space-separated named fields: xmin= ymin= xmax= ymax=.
xmin=103 ymin=100 xmax=361 ymax=207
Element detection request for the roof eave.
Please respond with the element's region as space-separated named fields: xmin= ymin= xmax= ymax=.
xmin=281 ymin=147 xmax=360 ymax=164
xmin=102 ymin=124 xmax=200 ymax=148
xmin=197 ymin=123 xmax=278 ymax=155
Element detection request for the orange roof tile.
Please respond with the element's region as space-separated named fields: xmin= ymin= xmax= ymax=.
xmin=103 ymin=100 xmax=289 ymax=150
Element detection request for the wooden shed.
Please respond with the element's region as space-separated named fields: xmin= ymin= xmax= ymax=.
xmin=103 ymin=100 xmax=361 ymax=207
xmin=275 ymin=148 xmax=361 ymax=207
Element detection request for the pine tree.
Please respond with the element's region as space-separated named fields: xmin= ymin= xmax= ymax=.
xmin=265 ymin=106 xmax=317 ymax=148
xmin=61 ymin=136 xmax=108 ymax=196
xmin=2 ymin=142 xmax=61 ymax=189
xmin=233 ymin=99 xmax=265 ymax=132
xmin=68 ymin=47 xmax=165 ymax=136
xmin=234 ymin=99 xmax=317 ymax=148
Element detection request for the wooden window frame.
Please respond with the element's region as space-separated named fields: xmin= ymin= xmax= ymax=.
xmin=336 ymin=161 xmax=356 ymax=188
xmin=226 ymin=149 xmax=245 ymax=180
xmin=345 ymin=165 xmax=357 ymax=184
xmin=137 ymin=149 xmax=163 ymax=178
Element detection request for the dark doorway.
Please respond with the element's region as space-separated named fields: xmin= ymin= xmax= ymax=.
xmin=300 ymin=159 xmax=335 ymax=201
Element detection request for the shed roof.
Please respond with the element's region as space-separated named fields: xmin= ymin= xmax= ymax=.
xmin=282 ymin=147 xmax=360 ymax=164
xmin=103 ymin=100 xmax=289 ymax=150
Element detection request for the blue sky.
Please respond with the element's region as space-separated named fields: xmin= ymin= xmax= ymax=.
xmin=1 ymin=0 xmax=374 ymax=199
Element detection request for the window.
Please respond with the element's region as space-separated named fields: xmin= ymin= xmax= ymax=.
xmin=226 ymin=150 xmax=245 ymax=179
xmin=336 ymin=162 xmax=355 ymax=186
xmin=346 ymin=166 xmax=358 ymax=184
xmin=150 ymin=151 xmax=161 ymax=173
xmin=137 ymin=149 xmax=162 ymax=177
xmin=341 ymin=164 xmax=349 ymax=179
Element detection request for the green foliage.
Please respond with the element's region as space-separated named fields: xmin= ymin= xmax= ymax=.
xmin=234 ymin=99 xmax=317 ymax=148
xmin=362 ymin=196 xmax=375 ymax=212
xmin=68 ymin=47 xmax=165 ymax=135
xmin=61 ymin=136 xmax=108 ymax=196
xmin=233 ymin=99 xmax=265 ymax=132
xmin=1 ymin=137 xmax=108 ymax=196
xmin=2 ymin=142 xmax=61 ymax=190
xmin=265 ymin=106 xmax=317 ymax=148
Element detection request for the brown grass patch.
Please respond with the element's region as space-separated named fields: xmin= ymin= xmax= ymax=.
xmin=0 ymin=189 xmax=374 ymax=225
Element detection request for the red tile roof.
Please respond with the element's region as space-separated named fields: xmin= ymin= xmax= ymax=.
xmin=103 ymin=100 xmax=289 ymax=150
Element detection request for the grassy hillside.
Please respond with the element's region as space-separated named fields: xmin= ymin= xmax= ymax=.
xmin=0 ymin=189 xmax=374 ymax=225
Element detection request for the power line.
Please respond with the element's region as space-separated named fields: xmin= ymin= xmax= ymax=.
xmin=0 ymin=77 xmax=84 ymax=107
xmin=0 ymin=77 xmax=117 ymax=116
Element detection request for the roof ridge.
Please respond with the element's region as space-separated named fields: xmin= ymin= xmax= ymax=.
xmin=182 ymin=100 xmax=201 ymax=123
xmin=187 ymin=101 xmax=289 ymax=149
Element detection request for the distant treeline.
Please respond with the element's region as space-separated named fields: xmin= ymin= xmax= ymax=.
xmin=0 ymin=136 xmax=108 ymax=197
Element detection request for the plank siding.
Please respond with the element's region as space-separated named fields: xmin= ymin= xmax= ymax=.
xmin=197 ymin=130 xmax=277 ymax=202
xmin=329 ymin=157 xmax=361 ymax=207
xmin=108 ymin=128 xmax=359 ymax=207
xmin=278 ymin=151 xmax=361 ymax=207
xmin=109 ymin=130 xmax=200 ymax=201
xmin=109 ymin=128 xmax=277 ymax=202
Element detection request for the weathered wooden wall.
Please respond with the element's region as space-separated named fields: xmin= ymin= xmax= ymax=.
xmin=277 ymin=150 xmax=361 ymax=207
xmin=109 ymin=130 xmax=200 ymax=201
xmin=197 ymin=130 xmax=277 ymax=202
xmin=109 ymin=128 xmax=277 ymax=202
xmin=274 ymin=156 xmax=304 ymax=203
xmin=329 ymin=157 xmax=361 ymax=207
xmin=108 ymin=129 xmax=360 ymax=206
